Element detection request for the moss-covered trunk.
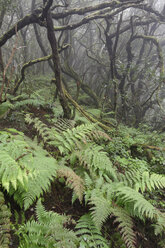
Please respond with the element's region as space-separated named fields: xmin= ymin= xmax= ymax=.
xmin=45 ymin=10 xmax=71 ymax=118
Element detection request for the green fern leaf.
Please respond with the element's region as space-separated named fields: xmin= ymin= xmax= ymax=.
xmin=112 ymin=206 xmax=136 ymax=248
xmin=90 ymin=196 xmax=112 ymax=229
xmin=0 ymin=132 xmax=58 ymax=209
xmin=18 ymin=200 xmax=78 ymax=248
xmin=22 ymin=156 xmax=58 ymax=210
xmin=46 ymin=123 xmax=96 ymax=155
xmin=72 ymin=143 xmax=117 ymax=179
xmin=115 ymin=186 xmax=158 ymax=220
xmin=76 ymin=213 xmax=109 ymax=248
xmin=0 ymin=149 xmax=33 ymax=192
xmin=145 ymin=173 xmax=165 ymax=191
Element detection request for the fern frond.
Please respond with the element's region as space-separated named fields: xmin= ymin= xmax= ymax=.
xmin=72 ymin=143 xmax=117 ymax=179
xmin=119 ymin=168 xmax=142 ymax=188
xmin=25 ymin=114 xmax=53 ymax=143
xmin=19 ymin=155 xmax=58 ymax=210
xmin=112 ymin=206 xmax=136 ymax=248
xmin=57 ymin=166 xmax=84 ymax=202
xmin=0 ymin=129 xmax=58 ymax=209
xmin=139 ymin=172 xmax=165 ymax=192
xmin=53 ymin=118 xmax=75 ymax=133
xmin=35 ymin=198 xmax=67 ymax=225
xmin=76 ymin=213 xmax=109 ymax=248
xmin=0 ymin=151 xmax=29 ymax=191
xmin=26 ymin=115 xmax=97 ymax=154
xmin=0 ymin=139 xmax=34 ymax=192
xmin=86 ymin=129 xmax=112 ymax=142
xmin=120 ymin=169 xmax=165 ymax=193
xmin=50 ymin=123 xmax=96 ymax=154
xmin=18 ymin=199 xmax=78 ymax=248
xmin=90 ymin=196 xmax=112 ymax=229
xmin=115 ymin=186 xmax=158 ymax=220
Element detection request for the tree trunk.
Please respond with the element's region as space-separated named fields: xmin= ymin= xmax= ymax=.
xmin=45 ymin=8 xmax=71 ymax=118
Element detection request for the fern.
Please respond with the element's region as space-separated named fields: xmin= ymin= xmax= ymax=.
xmin=52 ymin=118 xmax=75 ymax=133
xmin=139 ymin=172 xmax=165 ymax=192
xmin=49 ymin=123 xmax=97 ymax=154
xmin=89 ymin=190 xmax=138 ymax=248
xmin=85 ymin=129 xmax=112 ymax=143
xmin=119 ymin=168 xmax=142 ymax=188
xmin=57 ymin=166 xmax=84 ymax=202
xmin=84 ymin=175 xmax=114 ymax=228
xmin=90 ymin=195 xmax=112 ymax=229
xmin=71 ymin=142 xmax=117 ymax=179
xmin=1 ymin=114 xmax=164 ymax=247
xmin=25 ymin=114 xmax=54 ymax=143
xmin=115 ymin=186 xmax=159 ymax=220
xmin=0 ymin=136 xmax=35 ymax=192
xmin=0 ymin=130 xmax=58 ymax=210
xmin=86 ymin=175 xmax=165 ymax=247
xmin=14 ymin=153 xmax=58 ymax=210
xmin=0 ymin=191 xmax=11 ymax=248
xmin=25 ymin=114 xmax=97 ymax=153
xmin=88 ymin=184 xmax=162 ymax=248
xmin=119 ymin=169 xmax=165 ymax=193
xmin=18 ymin=199 xmax=78 ymax=248
xmin=112 ymin=206 xmax=136 ymax=248
xmin=75 ymin=213 xmax=109 ymax=248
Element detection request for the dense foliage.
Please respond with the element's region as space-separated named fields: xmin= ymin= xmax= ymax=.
xmin=0 ymin=97 xmax=165 ymax=247
xmin=0 ymin=0 xmax=165 ymax=247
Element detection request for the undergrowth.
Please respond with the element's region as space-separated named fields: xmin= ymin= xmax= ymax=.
xmin=0 ymin=108 xmax=165 ymax=248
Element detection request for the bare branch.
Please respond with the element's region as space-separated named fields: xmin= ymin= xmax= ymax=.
xmin=52 ymin=0 xmax=144 ymax=20
xmin=54 ymin=3 xmax=144 ymax=31
xmin=0 ymin=9 xmax=42 ymax=47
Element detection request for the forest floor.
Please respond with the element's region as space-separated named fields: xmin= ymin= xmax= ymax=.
xmin=0 ymin=106 xmax=89 ymax=248
xmin=0 ymin=105 xmax=164 ymax=248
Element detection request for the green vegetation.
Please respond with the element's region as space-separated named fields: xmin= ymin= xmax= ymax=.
xmin=0 ymin=1 xmax=165 ymax=247
xmin=0 ymin=93 xmax=164 ymax=247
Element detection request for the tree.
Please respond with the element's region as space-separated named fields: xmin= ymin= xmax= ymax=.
xmin=0 ymin=0 xmax=164 ymax=125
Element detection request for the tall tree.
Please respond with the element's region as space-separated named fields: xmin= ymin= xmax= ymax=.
xmin=0 ymin=0 xmax=164 ymax=123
